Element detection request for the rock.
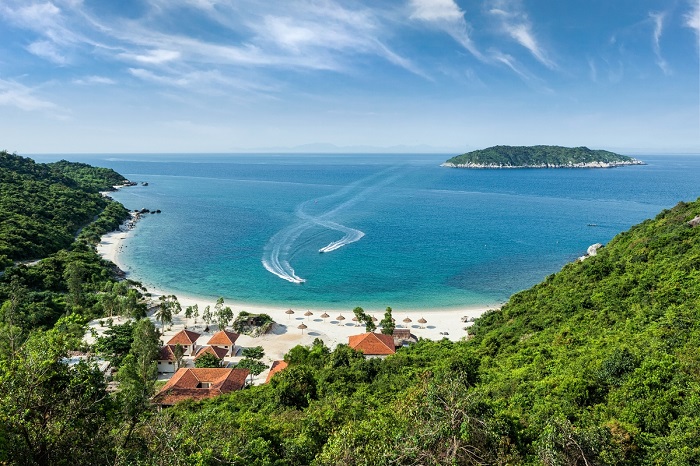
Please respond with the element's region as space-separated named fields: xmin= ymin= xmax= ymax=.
xmin=579 ymin=243 xmax=603 ymax=261
xmin=688 ymin=215 xmax=700 ymax=227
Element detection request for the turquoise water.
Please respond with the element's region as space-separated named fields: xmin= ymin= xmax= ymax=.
xmin=34 ymin=153 xmax=700 ymax=310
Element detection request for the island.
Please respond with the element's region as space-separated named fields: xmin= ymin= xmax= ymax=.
xmin=442 ymin=145 xmax=644 ymax=168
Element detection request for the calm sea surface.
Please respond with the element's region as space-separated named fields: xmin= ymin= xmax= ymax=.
xmin=32 ymin=153 xmax=700 ymax=311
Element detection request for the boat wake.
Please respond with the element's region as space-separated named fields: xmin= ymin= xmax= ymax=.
xmin=262 ymin=168 xmax=401 ymax=283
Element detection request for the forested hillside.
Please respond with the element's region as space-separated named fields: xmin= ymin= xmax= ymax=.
xmin=444 ymin=145 xmax=642 ymax=167
xmin=0 ymin=151 xmax=128 ymax=262
xmin=0 ymin=152 xmax=698 ymax=465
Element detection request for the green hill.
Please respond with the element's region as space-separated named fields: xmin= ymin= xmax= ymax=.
xmin=0 ymin=151 xmax=128 ymax=262
xmin=444 ymin=145 xmax=643 ymax=168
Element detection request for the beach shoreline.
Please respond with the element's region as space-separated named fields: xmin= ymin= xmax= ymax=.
xmin=95 ymin=222 xmax=495 ymax=376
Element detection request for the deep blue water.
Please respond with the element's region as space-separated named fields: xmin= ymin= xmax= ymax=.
xmin=31 ymin=153 xmax=700 ymax=311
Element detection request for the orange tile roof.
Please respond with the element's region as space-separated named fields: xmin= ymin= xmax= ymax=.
xmin=207 ymin=330 xmax=240 ymax=346
xmin=264 ymin=360 xmax=288 ymax=383
xmin=348 ymin=332 xmax=396 ymax=356
xmin=153 ymin=368 xmax=249 ymax=406
xmin=158 ymin=345 xmax=176 ymax=361
xmin=194 ymin=345 xmax=228 ymax=360
xmin=167 ymin=329 xmax=201 ymax=346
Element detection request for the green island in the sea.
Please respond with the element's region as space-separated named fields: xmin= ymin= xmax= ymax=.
xmin=443 ymin=145 xmax=645 ymax=168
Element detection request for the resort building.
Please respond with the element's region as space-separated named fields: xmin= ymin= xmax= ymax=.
xmin=166 ymin=329 xmax=201 ymax=356
xmin=348 ymin=332 xmax=396 ymax=358
xmin=392 ymin=329 xmax=418 ymax=347
xmin=264 ymin=360 xmax=289 ymax=383
xmin=194 ymin=345 xmax=229 ymax=364
xmin=152 ymin=367 xmax=250 ymax=406
xmin=157 ymin=345 xmax=179 ymax=373
xmin=207 ymin=330 xmax=241 ymax=356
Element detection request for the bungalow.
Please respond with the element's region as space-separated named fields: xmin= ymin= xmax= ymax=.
xmin=348 ymin=332 xmax=396 ymax=358
xmin=194 ymin=345 xmax=229 ymax=364
xmin=166 ymin=329 xmax=201 ymax=356
xmin=207 ymin=330 xmax=240 ymax=356
xmin=392 ymin=329 xmax=418 ymax=348
xmin=152 ymin=367 xmax=250 ymax=406
xmin=264 ymin=360 xmax=288 ymax=383
xmin=157 ymin=345 xmax=178 ymax=373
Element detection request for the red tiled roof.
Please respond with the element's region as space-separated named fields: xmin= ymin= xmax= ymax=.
xmin=207 ymin=330 xmax=240 ymax=346
xmin=194 ymin=345 xmax=228 ymax=360
xmin=348 ymin=332 xmax=396 ymax=356
xmin=158 ymin=345 xmax=176 ymax=361
xmin=167 ymin=329 xmax=201 ymax=346
xmin=265 ymin=360 xmax=288 ymax=383
xmin=152 ymin=368 xmax=249 ymax=406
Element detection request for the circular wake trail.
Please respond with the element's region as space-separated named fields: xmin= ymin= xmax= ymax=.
xmin=261 ymin=167 xmax=402 ymax=283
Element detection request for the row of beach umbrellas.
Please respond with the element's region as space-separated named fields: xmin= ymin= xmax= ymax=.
xmin=285 ymin=309 xmax=427 ymax=333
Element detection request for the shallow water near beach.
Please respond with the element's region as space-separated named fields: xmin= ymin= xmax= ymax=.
xmin=33 ymin=153 xmax=700 ymax=310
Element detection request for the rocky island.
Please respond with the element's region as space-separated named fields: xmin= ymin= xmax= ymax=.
xmin=442 ymin=145 xmax=644 ymax=168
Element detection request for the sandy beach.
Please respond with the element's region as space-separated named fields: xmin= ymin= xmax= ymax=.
xmin=95 ymin=224 xmax=494 ymax=383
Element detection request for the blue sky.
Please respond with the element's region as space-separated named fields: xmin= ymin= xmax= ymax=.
xmin=0 ymin=0 xmax=698 ymax=154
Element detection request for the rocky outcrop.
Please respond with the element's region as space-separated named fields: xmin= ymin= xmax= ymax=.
xmin=578 ymin=243 xmax=603 ymax=261
xmin=688 ymin=215 xmax=700 ymax=227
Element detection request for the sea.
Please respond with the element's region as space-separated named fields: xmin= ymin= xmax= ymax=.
xmin=31 ymin=153 xmax=700 ymax=311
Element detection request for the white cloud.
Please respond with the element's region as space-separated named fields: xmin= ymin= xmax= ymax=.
xmin=73 ymin=75 xmax=116 ymax=85
xmin=119 ymin=49 xmax=182 ymax=64
xmin=649 ymin=11 xmax=671 ymax=75
xmin=487 ymin=0 xmax=556 ymax=70
xmin=684 ymin=2 xmax=700 ymax=42
xmin=408 ymin=0 xmax=483 ymax=60
xmin=27 ymin=40 xmax=68 ymax=65
xmin=0 ymin=79 xmax=56 ymax=111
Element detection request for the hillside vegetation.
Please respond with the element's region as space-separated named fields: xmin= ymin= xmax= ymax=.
xmin=0 ymin=153 xmax=698 ymax=465
xmin=0 ymin=151 xmax=128 ymax=262
xmin=444 ymin=145 xmax=642 ymax=168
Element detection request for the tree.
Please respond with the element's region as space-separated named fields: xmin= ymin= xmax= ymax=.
xmin=116 ymin=318 xmax=160 ymax=448
xmin=213 ymin=297 xmax=234 ymax=330
xmin=173 ymin=344 xmax=185 ymax=370
xmin=237 ymin=358 xmax=267 ymax=384
xmin=195 ymin=352 xmax=222 ymax=368
xmin=154 ymin=294 xmax=181 ymax=330
xmin=242 ymin=346 xmax=265 ymax=360
xmin=0 ymin=329 xmax=116 ymax=464
xmin=95 ymin=321 xmax=136 ymax=368
xmin=202 ymin=305 xmax=212 ymax=328
xmin=353 ymin=306 xmax=375 ymax=333
xmin=380 ymin=307 xmax=395 ymax=335
xmin=64 ymin=262 xmax=85 ymax=311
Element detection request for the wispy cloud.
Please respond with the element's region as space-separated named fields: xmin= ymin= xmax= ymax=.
xmin=487 ymin=0 xmax=556 ymax=70
xmin=649 ymin=11 xmax=671 ymax=75
xmin=684 ymin=2 xmax=700 ymax=43
xmin=27 ymin=40 xmax=68 ymax=65
xmin=119 ymin=49 xmax=182 ymax=65
xmin=73 ymin=75 xmax=116 ymax=85
xmin=408 ymin=0 xmax=484 ymax=60
xmin=0 ymin=79 xmax=56 ymax=111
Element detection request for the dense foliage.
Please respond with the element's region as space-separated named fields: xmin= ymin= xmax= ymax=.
xmin=445 ymin=145 xmax=639 ymax=167
xmin=0 ymin=151 xmax=128 ymax=261
xmin=0 ymin=153 xmax=698 ymax=465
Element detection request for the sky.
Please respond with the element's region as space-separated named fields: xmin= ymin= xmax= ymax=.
xmin=0 ymin=0 xmax=699 ymax=154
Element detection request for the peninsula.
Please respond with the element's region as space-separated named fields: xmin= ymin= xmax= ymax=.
xmin=442 ymin=145 xmax=644 ymax=168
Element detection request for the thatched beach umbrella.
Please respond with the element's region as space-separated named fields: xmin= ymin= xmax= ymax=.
xmin=372 ymin=315 xmax=378 ymax=322
xmin=285 ymin=309 xmax=294 ymax=320
xmin=298 ymin=323 xmax=307 ymax=334
xmin=402 ymin=317 xmax=412 ymax=328
xmin=336 ymin=314 xmax=346 ymax=325
xmin=321 ymin=312 xmax=330 ymax=321
xmin=351 ymin=316 xmax=360 ymax=326
xmin=304 ymin=310 xmax=313 ymax=321
xmin=418 ymin=317 xmax=427 ymax=328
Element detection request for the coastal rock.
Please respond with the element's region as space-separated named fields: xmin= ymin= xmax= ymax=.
xmin=579 ymin=243 xmax=603 ymax=261
xmin=688 ymin=215 xmax=700 ymax=227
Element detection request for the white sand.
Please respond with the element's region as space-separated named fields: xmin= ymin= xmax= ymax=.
xmin=94 ymin=225 xmax=498 ymax=384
